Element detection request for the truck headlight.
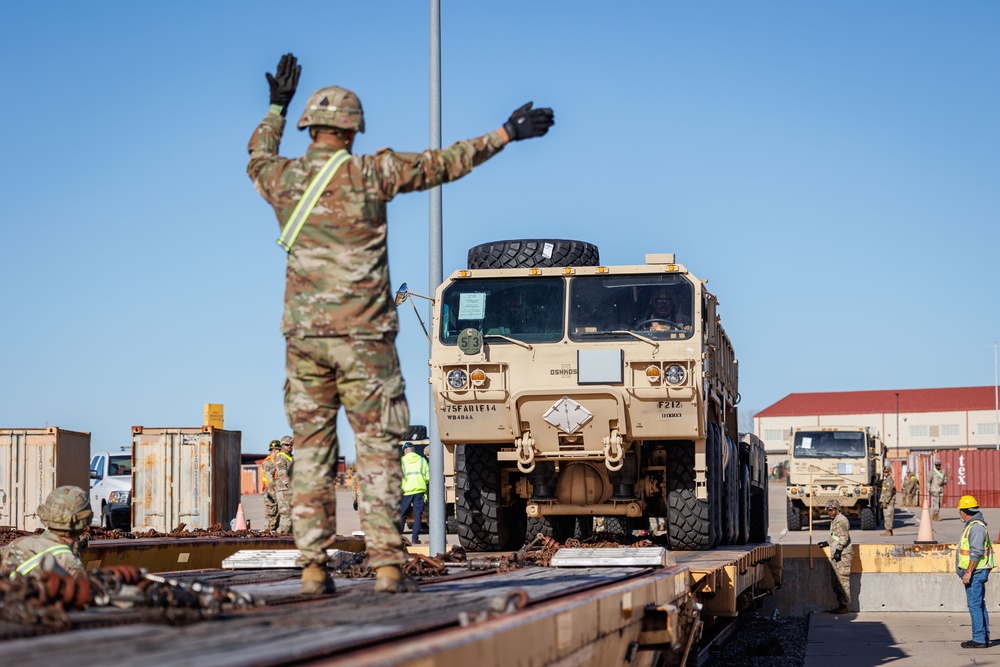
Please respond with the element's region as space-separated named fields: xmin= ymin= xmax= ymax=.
xmin=664 ymin=365 xmax=685 ymax=385
xmin=447 ymin=369 xmax=468 ymax=389
xmin=109 ymin=490 xmax=129 ymax=504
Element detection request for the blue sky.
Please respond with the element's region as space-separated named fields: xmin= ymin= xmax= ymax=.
xmin=3 ymin=2 xmax=998 ymax=458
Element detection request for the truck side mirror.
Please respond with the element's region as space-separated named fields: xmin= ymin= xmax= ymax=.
xmin=90 ymin=469 xmax=99 ymax=480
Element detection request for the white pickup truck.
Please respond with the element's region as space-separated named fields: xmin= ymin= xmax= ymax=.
xmin=89 ymin=451 xmax=132 ymax=528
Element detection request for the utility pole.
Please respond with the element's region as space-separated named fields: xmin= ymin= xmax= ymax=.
xmin=895 ymin=392 xmax=900 ymax=459
xmin=426 ymin=0 xmax=446 ymax=557
xmin=994 ymin=340 xmax=999 ymax=450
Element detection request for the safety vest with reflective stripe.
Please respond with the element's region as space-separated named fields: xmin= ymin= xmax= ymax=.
xmin=958 ymin=519 xmax=996 ymax=570
xmin=11 ymin=544 xmax=73 ymax=578
xmin=276 ymin=149 xmax=351 ymax=252
xmin=401 ymin=453 xmax=429 ymax=496
xmin=261 ymin=453 xmax=275 ymax=486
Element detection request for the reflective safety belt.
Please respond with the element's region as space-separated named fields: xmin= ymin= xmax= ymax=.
xmin=11 ymin=544 xmax=73 ymax=578
xmin=277 ymin=149 xmax=350 ymax=252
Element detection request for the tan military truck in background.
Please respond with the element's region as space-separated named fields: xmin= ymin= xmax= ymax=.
xmin=784 ymin=425 xmax=885 ymax=531
xmin=421 ymin=239 xmax=768 ymax=551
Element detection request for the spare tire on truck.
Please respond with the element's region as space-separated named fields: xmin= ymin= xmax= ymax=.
xmin=467 ymin=239 xmax=600 ymax=269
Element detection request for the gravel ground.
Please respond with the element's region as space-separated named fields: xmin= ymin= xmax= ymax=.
xmin=702 ymin=613 xmax=809 ymax=667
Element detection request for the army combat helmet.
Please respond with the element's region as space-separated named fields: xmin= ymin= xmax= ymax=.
xmin=298 ymin=86 xmax=365 ymax=133
xmin=37 ymin=486 xmax=93 ymax=534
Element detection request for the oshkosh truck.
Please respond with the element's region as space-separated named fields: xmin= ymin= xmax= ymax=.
xmin=784 ymin=425 xmax=885 ymax=531
xmin=420 ymin=239 xmax=767 ymax=551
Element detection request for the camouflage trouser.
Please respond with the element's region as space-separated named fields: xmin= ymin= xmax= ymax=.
xmin=830 ymin=545 xmax=854 ymax=606
xmin=902 ymin=492 xmax=916 ymax=507
xmin=263 ymin=487 xmax=278 ymax=531
xmin=931 ymin=492 xmax=943 ymax=516
xmin=276 ymin=488 xmax=292 ymax=533
xmin=285 ymin=335 xmax=409 ymax=569
xmin=882 ymin=502 xmax=894 ymax=530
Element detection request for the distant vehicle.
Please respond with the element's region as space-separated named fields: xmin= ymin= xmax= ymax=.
xmin=105 ymin=491 xmax=132 ymax=531
xmin=785 ymin=426 xmax=885 ymax=531
xmin=89 ymin=451 xmax=132 ymax=528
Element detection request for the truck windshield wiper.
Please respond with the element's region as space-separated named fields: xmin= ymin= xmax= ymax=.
xmin=610 ymin=330 xmax=659 ymax=350
xmin=483 ymin=334 xmax=533 ymax=350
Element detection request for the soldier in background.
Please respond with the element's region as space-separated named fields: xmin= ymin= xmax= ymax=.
xmin=817 ymin=499 xmax=853 ymax=614
xmin=248 ymin=53 xmax=554 ymax=595
xmin=273 ymin=435 xmax=294 ymax=534
xmin=1 ymin=486 xmax=92 ymax=578
xmin=261 ymin=440 xmax=281 ymax=532
xmin=930 ymin=460 xmax=947 ymax=521
xmin=880 ymin=466 xmax=896 ymax=536
xmin=902 ymin=471 xmax=919 ymax=507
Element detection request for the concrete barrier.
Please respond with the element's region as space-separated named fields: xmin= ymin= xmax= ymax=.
xmin=758 ymin=543 xmax=1000 ymax=615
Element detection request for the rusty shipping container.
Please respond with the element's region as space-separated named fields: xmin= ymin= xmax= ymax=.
xmin=0 ymin=428 xmax=90 ymax=530
xmin=131 ymin=426 xmax=241 ymax=532
xmin=907 ymin=449 xmax=1000 ymax=510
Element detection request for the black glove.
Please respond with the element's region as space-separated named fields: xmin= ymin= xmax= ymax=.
xmin=833 ymin=550 xmax=842 ymax=562
xmin=266 ymin=53 xmax=301 ymax=116
xmin=816 ymin=541 xmax=829 ymax=548
xmin=353 ymin=501 xmax=359 ymax=511
xmin=503 ymin=102 xmax=555 ymax=141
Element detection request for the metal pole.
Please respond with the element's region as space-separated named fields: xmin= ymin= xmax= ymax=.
xmin=895 ymin=392 xmax=900 ymax=459
xmin=427 ymin=0 xmax=446 ymax=557
xmin=994 ymin=341 xmax=998 ymax=450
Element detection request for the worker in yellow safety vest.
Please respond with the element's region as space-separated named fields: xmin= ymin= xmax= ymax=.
xmin=2 ymin=486 xmax=92 ymax=578
xmin=399 ymin=444 xmax=430 ymax=545
xmin=956 ymin=494 xmax=995 ymax=649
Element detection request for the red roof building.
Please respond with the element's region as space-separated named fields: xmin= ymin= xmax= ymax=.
xmin=755 ymin=386 xmax=1000 ymax=454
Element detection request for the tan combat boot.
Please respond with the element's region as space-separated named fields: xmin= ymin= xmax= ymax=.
xmin=301 ymin=563 xmax=335 ymax=595
xmin=932 ymin=513 xmax=941 ymax=521
xmin=374 ymin=565 xmax=420 ymax=593
xmin=880 ymin=529 xmax=893 ymax=536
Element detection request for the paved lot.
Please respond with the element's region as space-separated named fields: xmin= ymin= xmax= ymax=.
xmin=767 ymin=482 xmax=1000 ymax=546
xmin=806 ymin=612 xmax=1000 ymax=666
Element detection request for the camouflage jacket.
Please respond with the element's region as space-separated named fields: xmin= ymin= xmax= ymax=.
xmin=261 ymin=454 xmax=277 ymax=488
xmin=247 ymin=110 xmax=508 ymax=337
xmin=273 ymin=451 xmax=293 ymax=492
xmin=902 ymin=476 xmax=919 ymax=494
xmin=1 ymin=530 xmax=85 ymax=577
xmin=880 ymin=475 xmax=896 ymax=506
xmin=930 ymin=468 xmax=947 ymax=493
xmin=829 ymin=513 xmax=851 ymax=553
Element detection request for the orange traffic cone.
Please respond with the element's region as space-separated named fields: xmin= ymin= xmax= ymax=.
xmin=915 ymin=498 xmax=936 ymax=544
xmin=234 ymin=503 xmax=247 ymax=531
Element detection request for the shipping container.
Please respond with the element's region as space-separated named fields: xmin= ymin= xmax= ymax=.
xmin=241 ymin=464 xmax=262 ymax=495
xmin=0 ymin=428 xmax=90 ymax=530
xmin=908 ymin=449 xmax=1000 ymax=509
xmin=131 ymin=426 xmax=241 ymax=532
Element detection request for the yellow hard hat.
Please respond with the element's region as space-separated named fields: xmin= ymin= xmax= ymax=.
xmin=958 ymin=495 xmax=979 ymax=511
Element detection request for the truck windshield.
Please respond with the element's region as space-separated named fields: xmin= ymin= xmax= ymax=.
xmin=793 ymin=432 xmax=866 ymax=459
xmin=568 ymin=274 xmax=695 ymax=341
xmin=109 ymin=455 xmax=131 ymax=475
xmin=439 ymin=277 xmax=565 ymax=344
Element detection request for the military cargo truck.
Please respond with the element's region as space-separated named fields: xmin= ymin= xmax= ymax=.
xmin=784 ymin=425 xmax=885 ymax=531
xmin=423 ymin=239 xmax=767 ymax=551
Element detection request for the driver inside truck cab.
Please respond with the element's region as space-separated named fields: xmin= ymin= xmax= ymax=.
xmin=638 ymin=288 xmax=692 ymax=331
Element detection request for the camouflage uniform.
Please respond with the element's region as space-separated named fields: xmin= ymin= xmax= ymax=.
xmin=1 ymin=530 xmax=86 ymax=578
xmin=902 ymin=473 xmax=919 ymax=507
xmin=1 ymin=486 xmax=91 ymax=578
xmin=248 ymin=108 xmax=508 ymax=569
xmin=930 ymin=465 xmax=947 ymax=520
xmin=262 ymin=444 xmax=279 ymax=531
xmin=274 ymin=437 xmax=294 ymax=534
xmin=880 ymin=471 xmax=896 ymax=534
xmin=829 ymin=511 xmax=853 ymax=608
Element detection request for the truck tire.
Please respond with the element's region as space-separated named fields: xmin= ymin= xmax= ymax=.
xmin=667 ymin=441 xmax=713 ymax=550
xmin=749 ymin=487 xmax=768 ymax=543
xmin=467 ymin=239 xmax=600 ymax=270
xmin=708 ymin=423 xmax=723 ymax=548
xmin=455 ymin=444 xmax=508 ymax=551
xmin=603 ymin=516 xmax=633 ymax=536
xmin=787 ymin=498 xmax=803 ymax=531
xmin=525 ymin=516 xmax=572 ymax=543
xmin=861 ymin=506 xmax=877 ymax=531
